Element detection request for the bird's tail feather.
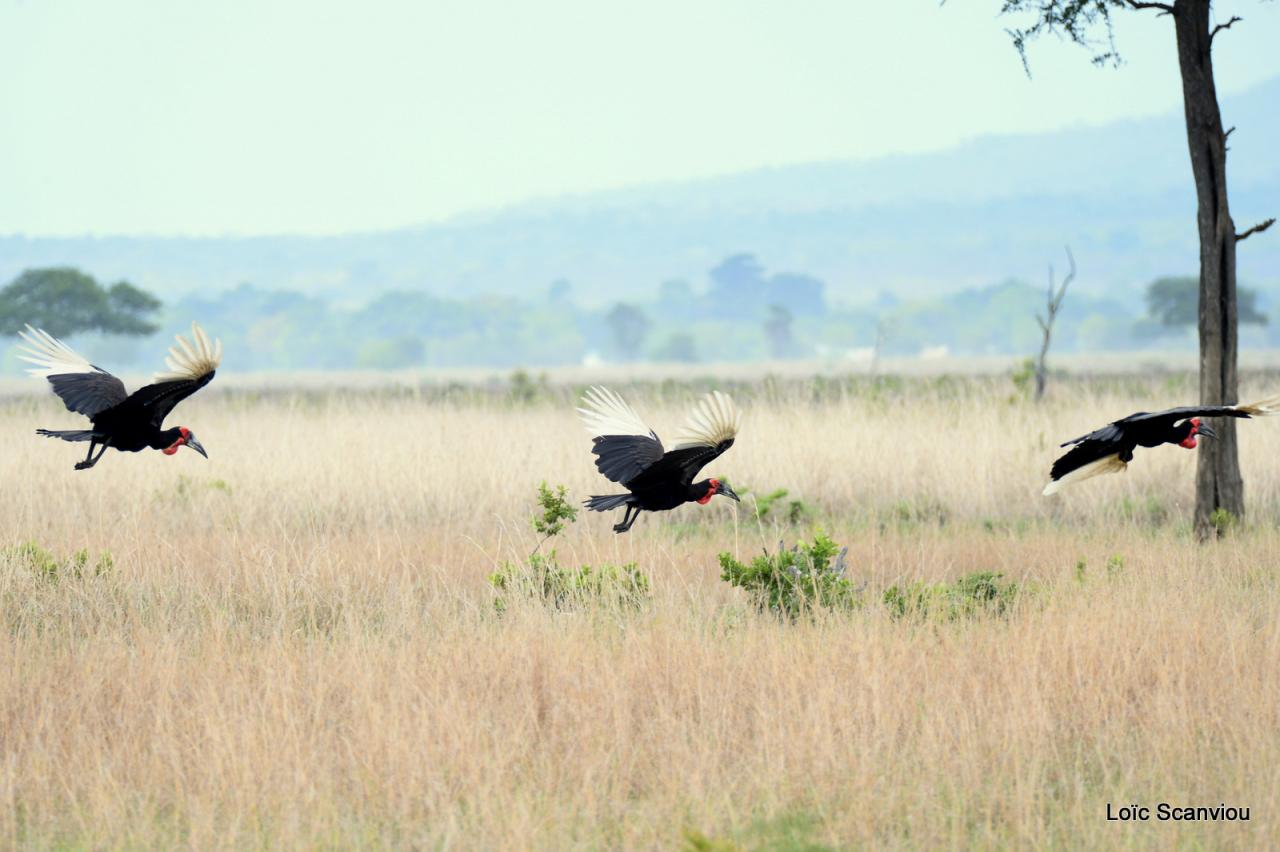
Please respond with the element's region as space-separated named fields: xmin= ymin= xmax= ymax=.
xmin=584 ymin=493 xmax=632 ymax=512
xmin=36 ymin=429 xmax=97 ymax=442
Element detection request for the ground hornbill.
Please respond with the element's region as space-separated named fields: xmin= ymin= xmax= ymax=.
xmin=1043 ymin=397 xmax=1280 ymax=495
xmin=18 ymin=322 xmax=222 ymax=470
xmin=578 ymin=387 xmax=741 ymax=533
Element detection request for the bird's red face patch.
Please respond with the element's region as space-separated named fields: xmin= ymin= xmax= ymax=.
xmin=1180 ymin=418 xmax=1201 ymax=449
xmin=163 ymin=426 xmax=190 ymax=456
xmin=698 ymin=478 xmax=719 ymax=505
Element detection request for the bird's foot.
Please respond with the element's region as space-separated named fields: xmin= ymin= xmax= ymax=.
xmin=612 ymin=522 xmax=630 ymax=534
xmin=74 ymin=460 xmax=93 ymax=471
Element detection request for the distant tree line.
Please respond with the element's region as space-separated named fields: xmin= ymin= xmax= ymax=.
xmin=1 ymin=262 xmax=1277 ymax=373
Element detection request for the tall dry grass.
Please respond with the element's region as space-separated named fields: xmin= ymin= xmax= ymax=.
xmin=1 ymin=374 xmax=1279 ymax=849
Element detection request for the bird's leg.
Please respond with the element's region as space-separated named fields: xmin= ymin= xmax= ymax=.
xmin=614 ymin=506 xmax=641 ymax=534
xmin=74 ymin=440 xmax=98 ymax=471
xmin=75 ymin=441 xmax=110 ymax=471
xmin=613 ymin=505 xmax=637 ymax=534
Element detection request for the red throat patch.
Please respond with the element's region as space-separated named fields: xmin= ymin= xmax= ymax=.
xmin=163 ymin=426 xmax=191 ymax=456
xmin=1179 ymin=418 xmax=1200 ymax=449
xmin=697 ymin=478 xmax=719 ymax=505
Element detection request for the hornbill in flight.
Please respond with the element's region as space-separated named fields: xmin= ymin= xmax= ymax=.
xmin=1043 ymin=397 xmax=1280 ymax=495
xmin=18 ymin=322 xmax=222 ymax=470
xmin=578 ymin=386 xmax=741 ymax=533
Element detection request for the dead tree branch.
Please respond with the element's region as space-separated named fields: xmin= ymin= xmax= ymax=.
xmin=1236 ymin=218 xmax=1276 ymax=243
xmin=1211 ymin=16 xmax=1243 ymax=45
xmin=1034 ymin=246 xmax=1076 ymax=402
xmin=1125 ymin=1 xmax=1174 ymax=14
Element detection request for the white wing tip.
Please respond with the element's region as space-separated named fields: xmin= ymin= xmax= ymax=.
xmin=577 ymin=385 xmax=652 ymax=438
xmin=13 ymin=325 xmax=93 ymax=377
xmin=672 ymin=389 xmax=742 ymax=449
xmin=152 ymin=321 xmax=222 ymax=382
xmin=1239 ymin=395 xmax=1280 ymax=416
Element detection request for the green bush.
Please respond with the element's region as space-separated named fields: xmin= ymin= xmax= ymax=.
xmin=1009 ymin=356 xmax=1036 ymax=399
xmin=886 ymin=497 xmax=949 ymax=528
xmin=742 ymin=486 xmax=813 ymax=526
xmin=718 ymin=532 xmax=860 ymax=618
xmin=490 ymin=482 xmax=650 ymax=612
xmin=531 ymin=481 xmax=576 ymax=541
xmin=1209 ymin=507 xmax=1238 ymax=536
xmin=489 ymin=555 xmax=650 ymax=612
xmin=509 ymin=369 xmax=550 ymax=404
xmin=882 ymin=571 xmax=1019 ymax=621
xmin=4 ymin=541 xmax=113 ymax=582
xmin=1116 ymin=495 xmax=1168 ymax=527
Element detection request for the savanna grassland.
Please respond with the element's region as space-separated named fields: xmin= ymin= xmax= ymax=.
xmin=2 ymin=371 xmax=1280 ymax=850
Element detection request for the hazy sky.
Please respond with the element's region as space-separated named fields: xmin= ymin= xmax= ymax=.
xmin=2 ymin=0 xmax=1277 ymax=237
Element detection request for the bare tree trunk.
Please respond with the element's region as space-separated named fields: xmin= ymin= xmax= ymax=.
xmin=1173 ymin=0 xmax=1241 ymax=538
xmin=1033 ymin=247 xmax=1073 ymax=402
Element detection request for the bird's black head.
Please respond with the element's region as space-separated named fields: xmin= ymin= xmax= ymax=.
xmin=1175 ymin=417 xmax=1215 ymax=449
xmin=161 ymin=426 xmax=209 ymax=459
xmin=693 ymin=478 xmax=740 ymax=505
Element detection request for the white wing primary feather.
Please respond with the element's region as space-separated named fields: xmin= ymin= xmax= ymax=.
xmin=1042 ymin=453 xmax=1127 ymax=496
xmin=577 ymin=386 xmax=654 ymax=438
xmin=153 ymin=322 xmax=223 ymax=382
xmin=1236 ymin=395 xmax=1280 ymax=416
xmin=14 ymin=325 xmax=97 ymax=376
xmin=673 ymin=390 xmax=741 ymax=450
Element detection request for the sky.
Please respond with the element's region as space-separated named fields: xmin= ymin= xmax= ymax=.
xmin=1 ymin=0 xmax=1277 ymax=237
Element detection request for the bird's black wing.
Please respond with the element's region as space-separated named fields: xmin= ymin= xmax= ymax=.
xmin=629 ymin=438 xmax=735 ymax=489
xmin=130 ymin=322 xmax=223 ymax=427
xmin=14 ymin=326 xmax=129 ymax=418
xmin=125 ymin=371 xmax=217 ymax=427
xmin=46 ymin=370 xmax=128 ymax=418
xmin=1124 ymin=404 xmax=1259 ymax=427
xmin=591 ymin=431 xmax=665 ymax=485
xmin=1050 ymin=423 xmax=1128 ymax=482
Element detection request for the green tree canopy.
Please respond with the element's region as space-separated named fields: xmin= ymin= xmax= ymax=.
xmin=1145 ymin=276 xmax=1266 ymax=328
xmin=0 ymin=268 xmax=162 ymax=338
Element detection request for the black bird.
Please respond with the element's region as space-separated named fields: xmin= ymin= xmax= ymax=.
xmin=1043 ymin=397 xmax=1280 ymax=495
xmin=579 ymin=387 xmax=741 ymax=533
xmin=18 ymin=323 xmax=222 ymax=470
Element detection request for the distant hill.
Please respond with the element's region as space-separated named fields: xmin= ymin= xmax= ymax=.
xmin=2 ymin=76 xmax=1277 ymax=306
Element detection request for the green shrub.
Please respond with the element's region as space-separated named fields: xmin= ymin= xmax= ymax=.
xmin=882 ymin=571 xmax=1019 ymax=621
xmin=1209 ymin=507 xmax=1238 ymax=536
xmin=531 ymin=481 xmax=577 ymax=542
xmin=1009 ymin=356 xmax=1036 ymax=399
xmin=742 ymin=486 xmax=813 ymax=526
xmin=718 ymin=532 xmax=860 ymax=618
xmin=489 ymin=555 xmax=650 ymax=612
xmin=4 ymin=541 xmax=113 ymax=582
xmin=1116 ymin=495 xmax=1168 ymax=527
xmin=490 ymin=482 xmax=650 ymax=612
xmin=509 ymin=369 xmax=550 ymax=404
xmin=886 ymin=497 xmax=949 ymax=528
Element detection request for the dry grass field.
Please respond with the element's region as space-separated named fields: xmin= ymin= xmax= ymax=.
xmin=2 ymin=372 xmax=1280 ymax=849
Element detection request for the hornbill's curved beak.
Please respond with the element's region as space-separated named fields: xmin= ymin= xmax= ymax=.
xmin=718 ymin=482 xmax=741 ymax=502
xmin=186 ymin=435 xmax=209 ymax=459
xmin=1198 ymin=423 xmax=1218 ymax=440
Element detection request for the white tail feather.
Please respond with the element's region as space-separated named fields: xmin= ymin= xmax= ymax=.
xmin=1042 ymin=453 xmax=1128 ymax=496
xmin=577 ymin=386 xmax=653 ymax=438
xmin=673 ymin=390 xmax=741 ymax=450
xmin=153 ymin=322 xmax=222 ymax=382
xmin=14 ymin=325 xmax=96 ymax=377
